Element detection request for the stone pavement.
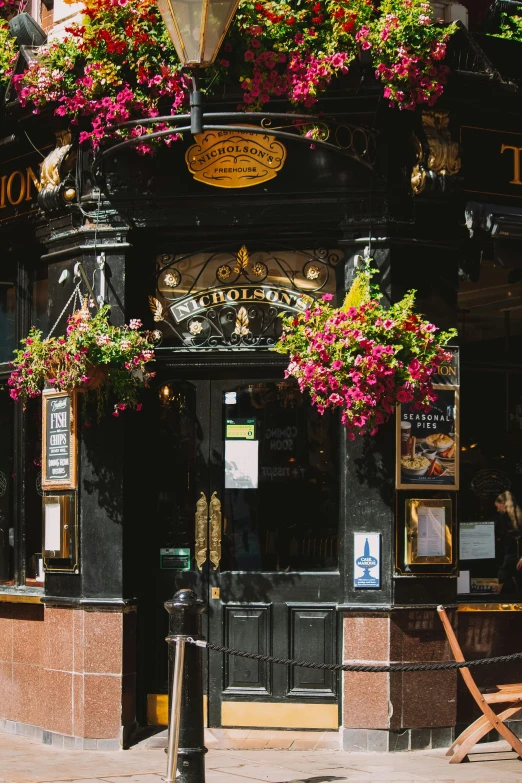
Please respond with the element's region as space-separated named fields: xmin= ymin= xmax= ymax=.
xmin=2 ymin=732 xmax=522 ymax=783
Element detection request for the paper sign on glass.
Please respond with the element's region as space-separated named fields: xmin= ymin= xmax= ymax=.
xmin=225 ymin=440 xmax=259 ymax=489
xmin=459 ymin=521 xmax=495 ymax=560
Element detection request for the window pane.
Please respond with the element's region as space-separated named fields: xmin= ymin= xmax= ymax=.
xmin=0 ymin=263 xmax=16 ymax=364
xmin=221 ymin=381 xmax=339 ymax=572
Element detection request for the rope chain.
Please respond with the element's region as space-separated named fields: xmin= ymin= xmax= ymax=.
xmin=184 ymin=638 xmax=522 ymax=673
xmin=47 ymin=282 xmax=82 ymax=339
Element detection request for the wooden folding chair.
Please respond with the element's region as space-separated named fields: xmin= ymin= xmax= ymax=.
xmin=437 ymin=605 xmax=522 ymax=763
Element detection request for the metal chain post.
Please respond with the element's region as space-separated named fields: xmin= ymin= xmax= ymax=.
xmin=164 ymin=589 xmax=207 ymax=783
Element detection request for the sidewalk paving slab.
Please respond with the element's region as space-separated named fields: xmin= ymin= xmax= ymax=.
xmin=2 ymin=732 xmax=522 ymax=783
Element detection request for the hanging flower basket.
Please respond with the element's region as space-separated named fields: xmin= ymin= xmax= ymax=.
xmin=8 ymin=299 xmax=156 ymax=418
xmin=274 ymin=261 xmax=457 ymax=439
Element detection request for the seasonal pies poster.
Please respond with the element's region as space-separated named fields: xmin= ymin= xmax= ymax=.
xmin=397 ymin=388 xmax=458 ymax=489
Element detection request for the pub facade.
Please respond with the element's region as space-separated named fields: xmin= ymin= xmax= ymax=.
xmin=1 ymin=0 xmax=522 ymax=753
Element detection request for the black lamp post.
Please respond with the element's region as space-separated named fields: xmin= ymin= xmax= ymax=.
xmin=156 ymin=0 xmax=241 ymax=134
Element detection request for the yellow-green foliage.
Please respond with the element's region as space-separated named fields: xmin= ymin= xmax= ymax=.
xmin=342 ymin=269 xmax=371 ymax=311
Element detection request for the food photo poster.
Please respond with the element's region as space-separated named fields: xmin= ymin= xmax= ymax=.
xmin=396 ymin=387 xmax=459 ymax=490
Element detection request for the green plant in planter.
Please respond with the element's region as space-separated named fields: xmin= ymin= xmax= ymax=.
xmin=274 ymin=262 xmax=457 ymax=438
xmin=8 ymin=300 xmax=156 ymax=418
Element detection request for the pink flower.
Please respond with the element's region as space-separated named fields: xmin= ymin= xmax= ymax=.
xmin=331 ymin=360 xmax=343 ymax=370
xmin=322 ymin=293 xmax=334 ymax=301
xmin=129 ymin=319 xmax=142 ymax=330
xmin=136 ymin=403 xmax=143 ymax=411
xmin=112 ymin=410 xmax=119 ymax=417
xmin=244 ymin=50 xmax=255 ymax=61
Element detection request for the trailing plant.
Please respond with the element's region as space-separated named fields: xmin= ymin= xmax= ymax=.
xmin=496 ymin=12 xmax=522 ymax=42
xmin=3 ymin=0 xmax=455 ymax=154
xmin=0 ymin=18 xmax=17 ymax=83
xmin=274 ymin=262 xmax=457 ymax=438
xmin=8 ymin=300 xmax=156 ymax=417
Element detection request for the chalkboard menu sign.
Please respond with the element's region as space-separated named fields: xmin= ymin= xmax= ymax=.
xmin=42 ymin=391 xmax=77 ymax=490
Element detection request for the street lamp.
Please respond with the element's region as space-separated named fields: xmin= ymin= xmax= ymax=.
xmin=156 ymin=0 xmax=241 ymax=133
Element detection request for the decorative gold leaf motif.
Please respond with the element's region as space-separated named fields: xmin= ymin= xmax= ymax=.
xmin=234 ymin=306 xmax=249 ymax=337
xmin=251 ymin=262 xmax=267 ymax=278
xmin=148 ymin=296 xmax=165 ymax=322
xmin=217 ymin=264 xmax=231 ymax=281
xmin=189 ymin=320 xmax=204 ymax=335
xmin=233 ymin=245 xmax=249 ymax=273
xmin=306 ymin=265 xmax=320 ymax=280
xmin=164 ymin=270 xmax=180 ymax=288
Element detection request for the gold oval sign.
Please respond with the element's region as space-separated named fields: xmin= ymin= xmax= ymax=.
xmin=185 ymin=129 xmax=287 ymax=189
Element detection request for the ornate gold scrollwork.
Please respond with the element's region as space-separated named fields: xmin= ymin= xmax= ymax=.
xmin=38 ymin=130 xmax=77 ymax=210
xmin=195 ymin=491 xmax=208 ymax=570
xmin=209 ymin=491 xmax=222 ymax=571
xmin=411 ymin=112 xmax=461 ymax=195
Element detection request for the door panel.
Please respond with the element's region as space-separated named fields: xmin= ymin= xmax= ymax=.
xmin=223 ymin=605 xmax=271 ymax=694
xmin=288 ymin=607 xmax=337 ymax=697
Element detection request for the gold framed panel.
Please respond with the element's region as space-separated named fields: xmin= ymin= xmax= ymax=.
xmin=396 ymin=385 xmax=460 ymax=491
xmin=42 ymin=492 xmax=79 ymax=573
xmin=41 ymin=390 xmax=78 ymax=491
xmin=405 ymin=498 xmax=453 ymax=566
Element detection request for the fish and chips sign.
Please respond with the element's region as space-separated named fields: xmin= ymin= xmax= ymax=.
xmin=185 ymin=129 xmax=287 ymax=188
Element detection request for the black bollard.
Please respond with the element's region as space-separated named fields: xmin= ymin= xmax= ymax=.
xmin=164 ymin=588 xmax=207 ymax=783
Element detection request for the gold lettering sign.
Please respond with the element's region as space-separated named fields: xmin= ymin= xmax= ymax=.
xmin=0 ymin=166 xmax=40 ymax=209
xmin=169 ymin=285 xmax=311 ymax=323
xmin=185 ymin=129 xmax=286 ymax=188
xmin=501 ymin=143 xmax=522 ymax=186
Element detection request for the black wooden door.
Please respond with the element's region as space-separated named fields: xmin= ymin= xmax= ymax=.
xmin=206 ymin=379 xmax=341 ymax=729
xmin=143 ymin=375 xmax=341 ymax=729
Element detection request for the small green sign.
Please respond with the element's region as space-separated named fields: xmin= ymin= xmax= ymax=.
xmin=160 ymin=548 xmax=191 ymax=571
xmin=226 ymin=418 xmax=256 ymax=440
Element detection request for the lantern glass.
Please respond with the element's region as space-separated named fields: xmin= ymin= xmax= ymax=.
xmin=157 ymin=0 xmax=240 ymax=68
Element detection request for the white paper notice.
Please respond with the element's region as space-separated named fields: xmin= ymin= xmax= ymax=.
xmin=459 ymin=521 xmax=495 ymax=560
xmin=457 ymin=570 xmax=471 ymax=594
xmin=417 ymin=505 xmax=446 ymax=557
xmin=44 ymin=503 xmax=61 ymax=551
xmin=225 ymin=440 xmax=259 ymax=489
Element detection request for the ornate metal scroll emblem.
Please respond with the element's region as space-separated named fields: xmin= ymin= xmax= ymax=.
xmin=411 ymin=112 xmax=461 ymax=195
xmin=185 ymin=130 xmax=287 ymax=189
xmin=38 ymin=130 xmax=77 ymax=211
xmin=195 ymin=491 xmax=208 ymax=571
xmin=150 ymin=243 xmax=341 ymax=350
xmin=209 ymin=491 xmax=222 ymax=571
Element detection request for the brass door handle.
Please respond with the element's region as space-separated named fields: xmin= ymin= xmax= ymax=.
xmin=209 ymin=491 xmax=222 ymax=570
xmin=195 ymin=492 xmax=208 ymax=570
